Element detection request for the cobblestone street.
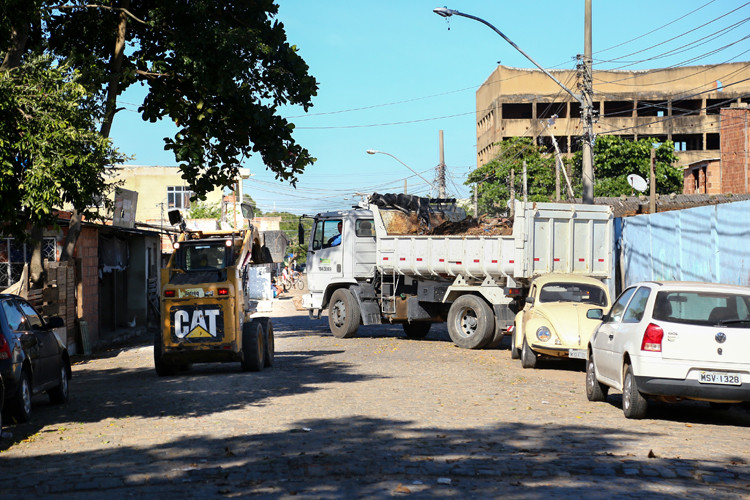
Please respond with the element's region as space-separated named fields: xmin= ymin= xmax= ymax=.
xmin=2 ymin=294 xmax=750 ymax=499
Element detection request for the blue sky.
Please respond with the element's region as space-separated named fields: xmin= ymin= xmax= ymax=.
xmin=109 ymin=1 xmax=750 ymax=215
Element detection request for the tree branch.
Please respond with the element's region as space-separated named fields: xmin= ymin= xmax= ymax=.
xmin=48 ymin=4 xmax=148 ymax=26
xmin=135 ymin=69 xmax=171 ymax=78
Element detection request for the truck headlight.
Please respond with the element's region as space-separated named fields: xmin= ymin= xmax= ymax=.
xmin=536 ymin=326 xmax=551 ymax=342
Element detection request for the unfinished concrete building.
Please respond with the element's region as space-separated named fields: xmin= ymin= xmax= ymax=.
xmin=475 ymin=63 xmax=750 ymax=170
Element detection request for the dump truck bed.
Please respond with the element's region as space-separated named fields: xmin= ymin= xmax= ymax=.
xmin=372 ymin=201 xmax=613 ymax=281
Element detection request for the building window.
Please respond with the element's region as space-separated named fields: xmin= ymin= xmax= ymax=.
xmin=0 ymin=237 xmax=57 ymax=288
xmin=167 ymin=186 xmax=192 ymax=209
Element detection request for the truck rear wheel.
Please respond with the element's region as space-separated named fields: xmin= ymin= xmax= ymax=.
xmin=447 ymin=295 xmax=494 ymax=349
xmin=403 ymin=322 xmax=431 ymax=339
xmin=241 ymin=320 xmax=265 ymax=372
xmin=328 ymin=288 xmax=360 ymax=338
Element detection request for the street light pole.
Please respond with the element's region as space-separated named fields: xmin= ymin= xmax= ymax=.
xmin=366 ymin=149 xmax=437 ymax=192
xmin=434 ymin=6 xmax=595 ymax=204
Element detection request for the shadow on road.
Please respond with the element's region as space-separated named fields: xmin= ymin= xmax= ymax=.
xmin=1 ymin=415 xmax=748 ymax=498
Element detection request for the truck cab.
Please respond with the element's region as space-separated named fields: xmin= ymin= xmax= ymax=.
xmin=304 ymin=208 xmax=376 ymax=314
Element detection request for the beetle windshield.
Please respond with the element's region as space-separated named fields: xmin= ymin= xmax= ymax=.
xmin=539 ymin=282 xmax=608 ymax=307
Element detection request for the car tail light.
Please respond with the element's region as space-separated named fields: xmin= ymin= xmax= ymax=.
xmin=165 ymin=290 xmax=176 ymax=298
xmin=505 ymin=287 xmax=523 ymax=297
xmin=0 ymin=335 xmax=11 ymax=360
xmin=218 ymin=288 xmax=229 ymax=296
xmin=641 ymin=323 xmax=664 ymax=352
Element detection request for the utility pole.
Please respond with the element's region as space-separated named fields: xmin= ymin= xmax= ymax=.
xmin=433 ymin=5 xmax=596 ymax=204
xmin=437 ymin=130 xmax=447 ymax=198
xmin=649 ymin=148 xmax=656 ymax=214
xmin=580 ymin=0 xmax=595 ymax=204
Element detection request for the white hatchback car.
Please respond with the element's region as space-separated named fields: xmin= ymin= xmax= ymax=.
xmin=586 ymin=281 xmax=750 ymax=419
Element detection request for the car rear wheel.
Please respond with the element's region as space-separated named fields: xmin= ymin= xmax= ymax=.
xmin=403 ymin=322 xmax=431 ymax=340
xmin=622 ymin=364 xmax=648 ymax=419
xmin=241 ymin=320 xmax=264 ymax=372
xmin=520 ymin=337 xmax=537 ymax=369
xmin=585 ymin=355 xmax=608 ymax=402
xmin=10 ymin=370 xmax=32 ymax=423
xmin=48 ymin=363 xmax=71 ymax=404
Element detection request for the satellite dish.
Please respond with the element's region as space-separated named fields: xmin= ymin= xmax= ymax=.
xmin=627 ymin=174 xmax=648 ymax=192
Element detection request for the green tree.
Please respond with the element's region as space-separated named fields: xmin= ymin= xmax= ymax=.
xmin=42 ymin=0 xmax=318 ymax=196
xmin=574 ymin=136 xmax=682 ymax=197
xmin=0 ymin=56 xmax=125 ymax=285
xmin=2 ymin=1 xmax=317 ymax=266
xmin=187 ymin=201 xmax=221 ymax=220
xmin=466 ymin=137 xmax=557 ymax=215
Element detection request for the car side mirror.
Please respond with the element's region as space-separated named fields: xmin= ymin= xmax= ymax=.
xmin=298 ymin=223 xmax=305 ymax=246
xmin=525 ymin=296 xmax=535 ymax=306
xmin=586 ymin=308 xmax=604 ymax=320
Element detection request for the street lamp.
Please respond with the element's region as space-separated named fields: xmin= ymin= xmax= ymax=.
xmin=366 ymin=149 xmax=437 ymax=192
xmin=433 ymin=6 xmax=595 ymax=204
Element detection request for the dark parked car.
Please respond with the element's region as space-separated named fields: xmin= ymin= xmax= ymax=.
xmin=0 ymin=294 xmax=71 ymax=423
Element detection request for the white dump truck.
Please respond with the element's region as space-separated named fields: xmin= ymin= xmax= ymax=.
xmin=301 ymin=194 xmax=613 ymax=349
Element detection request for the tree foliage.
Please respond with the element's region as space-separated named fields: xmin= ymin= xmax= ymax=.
xmin=466 ymin=136 xmax=683 ymax=216
xmin=466 ymin=138 xmax=557 ymax=215
xmin=43 ymin=0 xmax=319 ymax=198
xmin=575 ymin=135 xmax=682 ymax=197
xmin=0 ymin=56 xmax=124 ymax=238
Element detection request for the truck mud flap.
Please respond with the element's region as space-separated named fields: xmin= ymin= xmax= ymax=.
xmin=350 ymin=284 xmax=382 ymax=325
xmin=492 ymin=302 xmax=517 ymax=331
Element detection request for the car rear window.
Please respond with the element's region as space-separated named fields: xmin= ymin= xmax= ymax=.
xmin=539 ymin=283 xmax=608 ymax=307
xmin=653 ymin=290 xmax=750 ymax=327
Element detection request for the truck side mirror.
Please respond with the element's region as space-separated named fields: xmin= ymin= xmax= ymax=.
xmin=298 ymin=223 xmax=305 ymax=246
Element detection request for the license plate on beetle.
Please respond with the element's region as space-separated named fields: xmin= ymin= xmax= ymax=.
xmin=699 ymin=371 xmax=741 ymax=386
xmin=568 ymin=349 xmax=586 ymax=359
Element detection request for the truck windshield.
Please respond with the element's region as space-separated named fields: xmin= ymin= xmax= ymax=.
xmin=179 ymin=243 xmax=227 ymax=271
xmin=539 ymin=283 xmax=608 ymax=307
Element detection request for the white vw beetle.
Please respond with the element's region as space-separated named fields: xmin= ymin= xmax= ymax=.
xmin=511 ymin=274 xmax=610 ymax=369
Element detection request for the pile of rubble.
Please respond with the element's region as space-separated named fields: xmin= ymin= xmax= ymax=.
xmin=427 ymin=215 xmax=513 ymax=236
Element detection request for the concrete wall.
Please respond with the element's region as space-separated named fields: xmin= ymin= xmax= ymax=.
xmin=620 ymin=200 xmax=750 ymax=288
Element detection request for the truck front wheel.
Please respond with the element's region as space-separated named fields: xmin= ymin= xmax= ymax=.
xmin=447 ymin=295 xmax=494 ymax=349
xmin=328 ymin=288 xmax=360 ymax=338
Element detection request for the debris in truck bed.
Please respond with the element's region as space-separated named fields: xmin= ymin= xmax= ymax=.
xmin=428 ymin=215 xmax=513 ymax=236
xmin=370 ymin=192 xmax=513 ymax=236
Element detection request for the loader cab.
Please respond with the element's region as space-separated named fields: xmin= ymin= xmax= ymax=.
xmin=306 ymin=210 xmax=376 ymax=294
